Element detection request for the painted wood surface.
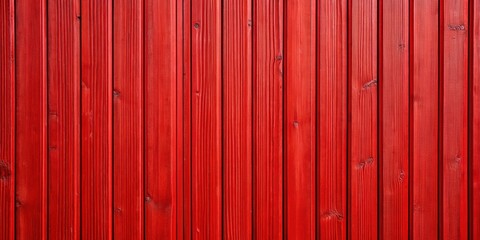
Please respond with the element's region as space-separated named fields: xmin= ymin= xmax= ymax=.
xmin=285 ymin=0 xmax=316 ymax=238
xmin=0 ymin=1 xmax=15 ymax=239
xmin=80 ymin=0 xmax=113 ymax=238
xmin=15 ymin=0 xmax=47 ymax=239
xmin=1 ymin=1 xmax=480 ymax=239
xmin=47 ymin=0 xmax=80 ymax=239
xmin=317 ymin=0 xmax=347 ymax=238
xmin=410 ymin=0 xmax=439 ymax=239
xmin=223 ymin=0 xmax=253 ymax=239
xmin=440 ymin=0 xmax=469 ymax=239
xmin=190 ymin=0 xmax=222 ymax=239
xmin=348 ymin=0 xmax=378 ymax=238
xmin=253 ymin=0 xmax=283 ymax=239
xmin=113 ymin=0 xmax=144 ymax=238
xmin=379 ymin=0 xmax=409 ymax=239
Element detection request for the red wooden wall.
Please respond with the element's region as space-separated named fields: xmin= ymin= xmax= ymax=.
xmin=1 ymin=0 xmax=480 ymax=239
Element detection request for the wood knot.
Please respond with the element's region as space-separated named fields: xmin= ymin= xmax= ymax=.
xmin=0 ymin=160 xmax=11 ymax=181
xmin=113 ymin=90 xmax=120 ymax=97
xmin=322 ymin=209 xmax=344 ymax=221
xmin=293 ymin=121 xmax=299 ymax=128
xmin=363 ymin=79 xmax=377 ymax=89
xmin=448 ymin=24 xmax=465 ymax=31
xmin=193 ymin=23 xmax=200 ymax=29
xmin=398 ymin=170 xmax=405 ymax=183
xmin=356 ymin=157 xmax=374 ymax=169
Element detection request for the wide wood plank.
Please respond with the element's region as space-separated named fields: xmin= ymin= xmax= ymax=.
xmin=47 ymin=0 xmax=81 ymax=238
xmin=144 ymin=0 xmax=178 ymax=239
xmin=81 ymin=0 xmax=113 ymax=238
xmin=191 ymin=0 xmax=222 ymax=238
xmin=379 ymin=0 xmax=409 ymax=238
xmin=15 ymin=0 xmax=47 ymax=238
xmin=252 ymin=0 xmax=283 ymax=239
xmin=410 ymin=0 xmax=439 ymax=239
xmin=440 ymin=0 xmax=469 ymax=238
xmin=317 ymin=0 xmax=347 ymax=238
xmin=471 ymin=0 xmax=480 ymax=237
xmin=285 ymin=0 xmax=316 ymax=239
xmin=113 ymin=0 xmax=144 ymax=238
xmin=0 ymin=0 xmax=15 ymax=239
xmin=348 ymin=0 xmax=378 ymax=238
xmin=223 ymin=0 xmax=252 ymax=239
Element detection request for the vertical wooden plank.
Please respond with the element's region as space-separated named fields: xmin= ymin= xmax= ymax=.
xmin=47 ymin=0 xmax=81 ymax=239
xmin=144 ymin=0 xmax=177 ymax=239
xmin=284 ymin=0 xmax=316 ymax=239
xmin=348 ymin=0 xmax=378 ymax=238
xmin=317 ymin=0 xmax=347 ymax=238
xmin=379 ymin=0 xmax=409 ymax=238
xmin=470 ymin=0 xmax=480 ymax=237
xmin=81 ymin=0 xmax=113 ymax=238
xmin=113 ymin=0 xmax=143 ymax=238
xmin=191 ymin=0 xmax=222 ymax=238
xmin=15 ymin=0 xmax=47 ymax=238
xmin=410 ymin=0 xmax=439 ymax=238
xmin=223 ymin=0 xmax=252 ymax=239
xmin=0 ymin=0 xmax=15 ymax=239
xmin=182 ymin=0 xmax=192 ymax=238
xmin=175 ymin=0 xmax=185 ymax=238
xmin=440 ymin=0 xmax=469 ymax=238
xmin=410 ymin=1 xmax=440 ymax=240
xmin=252 ymin=0 xmax=283 ymax=239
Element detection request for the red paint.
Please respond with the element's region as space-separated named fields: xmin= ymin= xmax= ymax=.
xmin=1 ymin=1 xmax=480 ymax=239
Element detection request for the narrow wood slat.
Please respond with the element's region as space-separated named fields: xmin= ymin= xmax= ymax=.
xmin=285 ymin=0 xmax=316 ymax=238
xmin=144 ymin=0 xmax=178 ymax=239
xmin=0 ymin=0 xmax=15 ymax=239
xmin=113 ymin=0 xmax=143 ymax=238
xmin=348 ymin=0 xmax=378 ymax=238
xmin=81 ymin=0 xmax=113 ymax=238
xmin=253 ymin=0 xmax=283 ymax=239
xmin=410 ymin=0 xmax=439 ymax=238
xmin=182 ymin=0 xmax=192 ymax=238
xmin=440 ymin=0 xmax=469 ymax=238
xmin=47 ymin=0 xmax=81 ymax=239
xmin=15 ymin=0 xmax=47 ymax=238
xmin=175 ymin=0 xmax=185 ymax=238
xmin=191 ymin=0 xmax=222 ymax=238
xmin=317 ymin=0 xmax=347 ymax=238
xmin=379 ymin=0 xmax=409 ymax=238
xmin=223 ymin=0 xmax=252 ymax=239
xmin=471 ymin=0 xmax=480 ymax=237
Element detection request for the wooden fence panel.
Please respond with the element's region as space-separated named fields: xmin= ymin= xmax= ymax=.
xmin=1 ymin=1 xmax=480 ymax=239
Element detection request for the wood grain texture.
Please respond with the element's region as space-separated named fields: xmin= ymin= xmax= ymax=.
xmin=410 ymin=0 xmax=439 ymax=238
xmin=471 ymin=0 xmax=480 ymax=237
xmin=0 ymin=0 xmax=15 ymax=239
xmin=348 ymin=0 xmax=378 ymax=238
xmin=15 ymin=0 xmax=47 ymax=238
xmin=81 ymin=0 xmax=113 ymax=238
xmin=47 ymin=0 xmax=81 ymax=238
xmin=113 ymin=0 xmax=143 ymax=238
xmin=284 ymin=0 xmax=316 ymax=239
xmin=191 ymin=0 xmax=222 ymax=238
xmin=317 ymin=0 xmax=347 ymax=238
xmin=182 ymin=0 xmax=192 ymax=238
xmin=223 ymin=0 xmax=252 ymax=239
xmin=252 ymin=0 xmax=283 ymax=239
xmin=440 ymin=0 xmax=469 ymax=238
xmin=379 ymin=0 xmax=409 ymax=238
xmin=144 ymin=0 xmax=178 ymax=239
